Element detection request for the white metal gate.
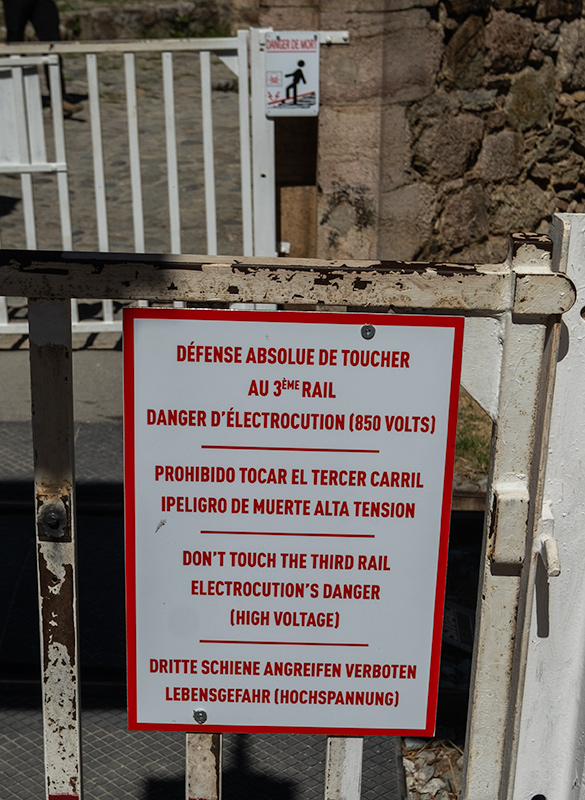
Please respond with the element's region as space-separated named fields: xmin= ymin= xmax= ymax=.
xmin=0 ymin=29 xmax=347 ymax=334
xmin=0 ymin=221 xmax=577 ymax=799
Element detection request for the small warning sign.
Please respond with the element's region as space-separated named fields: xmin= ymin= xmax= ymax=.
xmin=265 ymin=32 xmax=319 ymax=117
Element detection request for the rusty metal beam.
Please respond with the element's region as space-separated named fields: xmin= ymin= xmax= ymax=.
xmin=28 ymin=298 xmax=82 ymax=800
xmin=0 ymin=247 xmax=575 ymax=316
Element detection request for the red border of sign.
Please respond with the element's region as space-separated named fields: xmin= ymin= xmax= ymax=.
xmin=123 ymin=308 xmax=464 ymax=736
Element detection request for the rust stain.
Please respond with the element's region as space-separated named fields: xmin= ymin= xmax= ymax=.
xmin=510 ymin=233 xmax=553 ymax=257
xmin=37 ymin=552 xmax=77 ymax=668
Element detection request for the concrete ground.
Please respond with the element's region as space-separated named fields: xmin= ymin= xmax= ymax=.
xmin=0 ymin=333 xmax=123 ymax=422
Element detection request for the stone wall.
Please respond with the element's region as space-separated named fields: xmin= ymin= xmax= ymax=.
xmin=3 ymin=0 xmax=584 ymax=262
xmin=261 ymin=0 xmax=585 ymax=262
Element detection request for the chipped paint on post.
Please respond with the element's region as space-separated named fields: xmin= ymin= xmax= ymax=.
xmin=325 ymin=737 xmax=363 ymax=800
xmin=186 ymin=733 xmax=221 ymax=800
xmin=463 ymin=236 xmax=566 ymax=799
xmin=29 ymin=298 xmax=82 ymax=800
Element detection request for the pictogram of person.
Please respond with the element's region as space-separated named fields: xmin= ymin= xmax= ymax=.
xmin=284 ymin=60 xmax=305 ymax=104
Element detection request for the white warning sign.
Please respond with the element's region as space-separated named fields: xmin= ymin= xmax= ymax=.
xmin=265 ymin=32 xmax=319 ymax=117
xmin=124 ymin=309 xmax=463 ymax=736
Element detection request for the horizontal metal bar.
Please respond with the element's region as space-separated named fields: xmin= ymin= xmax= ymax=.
xmin=0 ymin=39 xmax=240 ymax=55
xmin=0 ymin=54 xmax=59 ymax=66
xmin=72 ymin=319 xmax=121 ymax=333
xmin=0 ymin=163 xmax=67 ymax=173
xmin=0 ymin=321 xmax=29 ymax=334
xmin=0 ymin=248 xmax=575 ymax=314
xmin=0 ymin=32 xmax=350 ymax=56
xmin=0 ymin=319 xmax=122 ymax=334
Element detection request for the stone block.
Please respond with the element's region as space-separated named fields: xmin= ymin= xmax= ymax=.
xmin=413 ymin=113 xmax=484 ymax=180
xmin=529 ymin=125 xmax=574 ymax=163
xmin=319 ymin=12 xmax=385 ymax=106
xmin=445 ymin=0 xmax=490 ymax=15
xmin=475 ymin=129 xmax=524 ymax=181
xmin=489 ymin=181 xmax=548 ymax=234
xmin=260 ymin=0 xmax=317 ymax=8
xmin=567 ymin=102 xmax=585 ymax=150
xmin=317 ymin=181 xmax=379 ymax=258
xmin=69 ymin=1 xmax=234 ymax=40
xmin=321 ymin=7 xmax=431 ymax=31
xmin=557 ymin=19 xmax=585 ymax=91
xmin=382 ymin=16 xmax=444 ymax=103
xmin=415 ymin=92 xmax=461 ymax=118
xmin=441 ymin=16 xmax=484 ymax=90
xmin=378 ymin=182 xmax=437 ymax=260
xmin=505 ymin=59 xmax=555 ymax=130
xmin=317 ymin=105 xmax=382 ymax=192
xmin=451 ymin=237 xmax=509 ymax=264
xmin=320 ymin=0 xmax=435 ymax=10
xmin=380 ymin=103 xmax=411 ymax=191
xmin=551 ymin=154 xmax=582 ymax=188
xmin=535 ymin=0 xmax=582 ymax=20
xmin=485 ymin=10 xmax=534 ymax=73
xmin=493 ymin=0 xmax=538 ymax=11
xmin=458 ymin=88 xmax=498 ymax=111
xmin=259 ymin=6 xmax=319 ymax=28
xmin=320 ymin=9 xmax=442 ymax=104
xmin=319 ymin=0 xmax=386 ymax=10
xmin=439 ymin=184 xmax=488 ymax=251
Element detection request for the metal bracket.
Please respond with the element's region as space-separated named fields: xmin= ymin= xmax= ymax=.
xmin=513 ymin=272 xmax=576 ymax=317
xmin=490 ymin=482 xmax=529 ymax=567
xmin=37 ymin=494 xmax=71 ymax=542
xmin=534 ymin=501 xmax=561 ymax=578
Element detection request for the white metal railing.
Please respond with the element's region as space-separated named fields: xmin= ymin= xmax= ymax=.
xmin=0 ymin=33 xmax=261 ymax=333
xmin=0 ymin=30 xmax=349 ymax=334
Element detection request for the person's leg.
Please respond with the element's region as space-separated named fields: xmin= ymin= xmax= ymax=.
xmin=3 ymin=0 xmax=37 ymax=41
xmin=28 ymin=0 xmax=60 ymax=41
xmin=28 ymin=0 xmax=83 ymax=114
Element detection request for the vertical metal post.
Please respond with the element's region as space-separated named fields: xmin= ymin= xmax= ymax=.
xmin=124 ymin=52 xmax=145 ymax=254
xmin=200 ymin=50 xmax=217 ymax=256
xmin=29 ymin=298 xmax=82 ymax=800
xmin=186 ymin=733 xmax=221 ymax=800
xmin=162 ymin=51 xmax=181 ymax=255
xmin=237 ymin=30 xmax=253 ymax=258
xmin=87 ymin=54 xmax=109 ymax=253
xmin=11 ymin=61 xmax=37 ymax=249
xmin=325 ymin=738 xmax=363 ymax=800
xmin=249 ymin=28 xmax=276 ymax=257
xmin=47 ymin=58 xmax=73 ymax=251
xmin=463 ymin=238 xmax=562 ymax=799
xmin=512 ymin=213 xmax=585 ymax=799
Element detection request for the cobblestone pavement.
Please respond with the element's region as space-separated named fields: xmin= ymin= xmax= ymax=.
xmin=0 ymin=49 xmax=244 ymax=255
